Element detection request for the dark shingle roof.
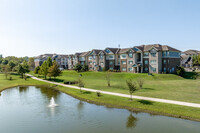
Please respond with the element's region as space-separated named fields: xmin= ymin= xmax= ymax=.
xmin=105 ymin=47 xmax=120 ymax=54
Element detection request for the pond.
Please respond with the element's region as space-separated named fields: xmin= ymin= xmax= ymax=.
xmin=0 ymin=86 xmax=199 ymax=133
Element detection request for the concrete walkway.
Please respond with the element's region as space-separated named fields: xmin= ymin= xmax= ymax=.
xmin=27 ymin=74 xmax=200 ymax=108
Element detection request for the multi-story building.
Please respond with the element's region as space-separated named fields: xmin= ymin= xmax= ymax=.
xmin=67 ymin=54 xmax=74 ymax=70
xmin=34 ymin=54 xmax=54 ymax=67
xmin=181 ymin=50 xmax=200 ymax=71
xmin=119 ymin=48 xmax=136 ymax=72
xmin=104 ymin=48 xmax=120 ymax=70
xmin=79 ymin=51 xmax=90 ymax=65
xmin=135 ymin=44 xmax=181 ymax=73
xmin=87 ymin=49 xmax=103 ymax=71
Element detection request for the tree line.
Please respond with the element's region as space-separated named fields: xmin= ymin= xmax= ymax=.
xmin=34 ymin=57 xmax=62 ymax=80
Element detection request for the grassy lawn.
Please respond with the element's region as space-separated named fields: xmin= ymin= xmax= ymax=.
xmin=1 ymin=73 xmax=200 ymax=121
xmin=30 ymin=70 xmax=200 ymax=104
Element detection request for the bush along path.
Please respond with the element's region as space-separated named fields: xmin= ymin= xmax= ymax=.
xmin=26 ymin=74 xmax=200 ymax=108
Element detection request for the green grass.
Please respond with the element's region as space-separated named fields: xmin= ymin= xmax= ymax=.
xmin=30 ymin=70 xmax=200 ymax=104
xmin=1 ymin=73 xmax=200 ymax=121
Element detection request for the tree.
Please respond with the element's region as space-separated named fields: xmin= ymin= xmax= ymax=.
xmin=105 ymin=71 xmax=112 ymax=87
xmin=1 ymin=65 xmax=11 ymax=79
xmin=78 ymin=77 xmax=85 ymax=92
xmin=16 ymin=61 xmax=30 ymax=79
xmin=46 ymin=57 xmax=53 ymax=67
xmin=39 ymin=61 xmax=49 ymax=79
xmin=192 ymin=54 xmax=200 ymax=66
xmin=137 ymin=78 xmax=145 ymax=89
xmin=74 ymin=64 xmax=82 ymax=72
xmin=34 ymin=66 xmax=40 ymax=77
xmin=8 ymin=61 xmax=16 ymax=71
xmin=176 ymin=66 xmax=185 ymax=77
xmin=81 ymin=63 xmax=88 ymax=71
xmin=2 ymin=59 xmax=8 ymax=65
xmin=126 ymin=79 xmax=137 ymax=100
xmin=17 ymin=64 xmax=25 ymax=78
xmin=28 ymin=57 xmax=35 ymax=71
xmin=48 ymin=61 xmax=62 ymax=79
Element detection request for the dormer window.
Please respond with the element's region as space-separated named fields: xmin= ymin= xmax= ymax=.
xmin=105 ymin=49 xmax=111 ymax=54
xmin=128 ymin=52 xmax=133 ymax=58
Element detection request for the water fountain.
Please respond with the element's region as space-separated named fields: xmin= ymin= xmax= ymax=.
xmin=48 ymin=97 xmax=58 ymax=107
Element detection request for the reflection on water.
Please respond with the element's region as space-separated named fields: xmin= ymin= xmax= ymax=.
xmin=126 ymin=113 xmax=138 ymax=129
xmin=0 ymin=86 xmax=199 ymax=133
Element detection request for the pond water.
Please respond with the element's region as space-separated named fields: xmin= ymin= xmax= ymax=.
xmin=0 ymin=86 xmax=199 ymax=133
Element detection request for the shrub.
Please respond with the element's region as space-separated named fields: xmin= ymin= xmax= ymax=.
xmin=96 ymin=91 xmax=101 ymax=97
xmin=137 ymin=78 xmax=145 ymax=89
xmin=176 ymin=66 xmax=185 ymax=77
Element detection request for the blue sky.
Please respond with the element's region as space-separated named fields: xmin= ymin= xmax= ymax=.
xmin=0 ymin=0 xmax=200 ymax=57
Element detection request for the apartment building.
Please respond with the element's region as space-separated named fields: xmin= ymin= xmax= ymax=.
xmin=79 ymin=51 xmax=90 ymax=65
xmin=87 ymin=49 xmax=103 ymax=71
xmin=67 ymin=54 xmax=74 ymax=70
xmin=181 ymin=50 xmax=200 ymax=70
xmin=104 ymin=48 xmax=121 ymax=71
xmin=119 ymin=48 xmax=136 ymax=72
xmin=136 ymin=44 xmax=181 ymax=73
xmin=34 ymin=44 xmax=181 ymax=74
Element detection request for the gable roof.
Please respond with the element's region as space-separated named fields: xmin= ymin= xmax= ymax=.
xmin=183 ymin=50 xmax=200 ymax=55
xmin=135 ymin=44 xmax=181 ymax=52
xmin=80 ymin=51 xmax=91 ymax=57
xmin=105 ymin=47 xmax=120 ymax=54
xmin=119 ymin=48 xmax=135 ymax=54
xmin=89 ymin=49 xmax=103 ymax=55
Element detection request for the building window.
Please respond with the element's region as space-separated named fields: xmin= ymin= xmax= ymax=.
xmin=122 ymin=61 xmax=126 ymax=64
xmin=101 ymin=62 xmax=104 ymax=65
xmin=109 ymin=55 xmax=114 ymax=59
xmin=163 ymin=60 xmax=166 ymax=64
xmin=89 ymin=62 xmax=92 ymax=65
xmin=122 ymin=68 xmax=126 ymax=71
xmin=128 ymin=53 xmax=133 ymax=58
xmin=109 ymin=61 xmax=113 ymax=65
xmin=121 ymin=54 xmax=126 ymax=59
xmin=145 ymin=60 xmax=148 ymax=65
xmin=100 ymin=55 xmax=104 ymax=59
xmin=93 ymin=55 xmax=96 ymax=59
xmin=163 ymin=67 xmax=166 ymax=72
xmin=93 ymin=62 xmax=96 ymax=65
xmin=151 ymin=53 xmax=156 ymax=57
xmin=89 ymin=56 xmax=92 ymax=60
xmin=150 ymin=60 xmax=156 ymax=64
xmin=144 ymin=52 xmax=149 ymax=57
xmin=129 ymin=61 xmax=133 ymax=64
xmin=145 ymin=67 xmax=148 ymax=72
xmin=172 ymin=67 xmax=175 ymax=72
xmin=128 ymin=68 xmax=133 ymax=71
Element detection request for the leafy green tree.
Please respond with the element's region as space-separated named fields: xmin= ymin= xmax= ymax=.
xmin=1 ymin=65 xmax=11 ymax=79
xmin=78 ymin=77 xmax=85 ymax=92
xmin=46 ymin=57 xmax=53 ymax=67
xmin=74 ymin=64 xmax=82 ymax=72
xmin=126 ymin=79 xmax=137 ymax=100
xmin=2 ymin=59 xmax=8 ymax=65
xmin=192 ymin=54 xmax=200 ymax=66
xmin=48 ymin=61 xmax=62 ymax=79
xmin=16 ymin=61 xmax=30 ymax=79
xmin=81 ymin=63 xmax=88 ymax=71
xmin=34 ymin=66 xmax=40 ymax=77
xmin=28 ymin=57 xmax=35 ymax=71
xmin=39 ymin=61 xmax=49 ymax=79
xmin=8 ymin=61 xmax=16 ymax=71
xmin=176 ymin=66 xmax=185 ymax=77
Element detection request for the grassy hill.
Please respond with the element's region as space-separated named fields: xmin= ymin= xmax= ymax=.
xmin=30 ymin=70 xmax=200 ymax=103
